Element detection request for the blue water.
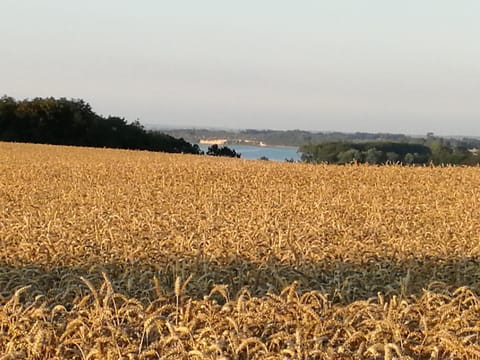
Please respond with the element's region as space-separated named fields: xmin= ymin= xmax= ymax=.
xmin=199 ymin=144 xmax=301 ymax=162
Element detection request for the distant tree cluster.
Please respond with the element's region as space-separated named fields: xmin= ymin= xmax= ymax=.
xmin=206 ymin=144 xmax=241 ymax=158
xmin=0 ymin=96 xmax=200 ymax=154
xmin=300 ymin=141 xmax=480 ymax=165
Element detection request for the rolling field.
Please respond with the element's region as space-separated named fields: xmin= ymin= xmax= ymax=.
xmin=1 ymin=142 xmax=480 ymax=359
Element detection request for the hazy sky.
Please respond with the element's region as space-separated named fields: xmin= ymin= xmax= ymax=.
xmin=2 ymin=1 xmax=479 ymax=135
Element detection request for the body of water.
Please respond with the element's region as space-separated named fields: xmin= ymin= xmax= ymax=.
xmin=199 ymin=144 xmax=301 ymax=162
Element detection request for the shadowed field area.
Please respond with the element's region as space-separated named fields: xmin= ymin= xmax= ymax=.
xmin=1 ymin=142 xmax=480 ymax=359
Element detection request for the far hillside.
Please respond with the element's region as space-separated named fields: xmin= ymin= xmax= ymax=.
xmin=158 ymin=127 xmax=480 ymax=149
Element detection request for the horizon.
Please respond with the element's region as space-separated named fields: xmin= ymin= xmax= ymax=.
xmin=2 ymin=94 xmax=477 ymax=139
xmin=148 ymin=124 xmax=418 ymax=136
xmin=2 ymin=1 xmax=479 ymax=136
xmin=147 ymin=124 xmax=479 ymax=139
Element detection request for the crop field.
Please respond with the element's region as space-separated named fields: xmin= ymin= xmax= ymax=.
xmin=1 ymin=142 xmax=480 ymax=359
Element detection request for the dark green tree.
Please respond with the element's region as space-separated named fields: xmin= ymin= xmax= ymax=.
xmin=206 ymin=144 xmax=241 ymax=158
xmin=364 ymin=148 xmax=383 ymax=164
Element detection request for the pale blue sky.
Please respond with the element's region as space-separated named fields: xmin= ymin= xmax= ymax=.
xmin=1 ymin=1 xmax=479 ymax=135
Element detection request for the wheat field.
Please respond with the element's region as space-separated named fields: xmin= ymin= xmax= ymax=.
xmin=1 ymin=142 xmax=480 ymax=359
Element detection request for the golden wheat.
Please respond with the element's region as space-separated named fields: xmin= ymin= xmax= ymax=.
xmin=1 ymin=141 xmax=480 ymax=359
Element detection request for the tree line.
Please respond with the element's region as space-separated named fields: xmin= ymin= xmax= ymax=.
xmin=0 ymin=96 xmax=203 ymax=154
xmin=0 ymin=96 xmax=244 ymax=158
xmin=0 ymin=96 xmax=209 ymax=155
xmin=300 ymin=140 xmax=480 ymax=165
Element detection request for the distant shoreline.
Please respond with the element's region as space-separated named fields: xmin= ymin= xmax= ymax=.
xmin=198 ymin=139 xmax=228 ymax=145
xmin=198 ymin=139 xmax=298 ymax=149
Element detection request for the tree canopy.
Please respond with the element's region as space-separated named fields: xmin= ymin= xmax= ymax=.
xmin=300 ymin=141 xmax=480 ymax=165
xmin=0 ymin=96 xmax=200 ymax=154
xmin=206 ymin=144 xmax=241 ymax=158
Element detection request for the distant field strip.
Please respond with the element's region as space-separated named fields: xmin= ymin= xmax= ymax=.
xmin=1 ymin=142 xmax=480 ymax=359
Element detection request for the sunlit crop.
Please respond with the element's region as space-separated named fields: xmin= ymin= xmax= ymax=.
xmin=1 ymin=142 xmax=480 ymax=359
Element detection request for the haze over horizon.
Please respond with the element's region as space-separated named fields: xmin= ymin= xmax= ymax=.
xmin=2 ymin=1 xmax=479 ymax=136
